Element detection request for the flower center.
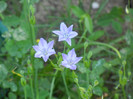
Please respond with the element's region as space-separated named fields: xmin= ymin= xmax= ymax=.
xmin=63 ymin=32 xmax=69 ymax=38
xmin=68 ymin=60 xmax=74 ymax=65
xmin=41 ymin=49 xmax=48 ymax=55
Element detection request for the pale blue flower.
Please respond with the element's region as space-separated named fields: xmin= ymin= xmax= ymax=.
xmin=61 ymin=48 xmax=82 ymax=70
xmin=52 ymin=22 xmax=78 ymax=46
xmin=33 ymin=38 xmax=56 ymax=62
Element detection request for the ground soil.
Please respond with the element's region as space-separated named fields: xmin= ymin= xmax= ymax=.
xmin=35 ymin=0 xmax=126 ymax=41
xmin=35 ymin=0 xmax=125 ymax=24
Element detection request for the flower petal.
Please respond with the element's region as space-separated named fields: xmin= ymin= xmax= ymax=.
xmin=39 ymin=38 xmax=47 ymax=49
xmin=68 ymin=48 xmax=76 ymax=58
xmin=61 ymin=61 xmax=71 ymax=68
xmin=66 ymin=38 xmax=71 ymax=46
xmin=58 ymin=35 xmax=66 ymax=41
xmin=62 ymin=53 xmax=68 ymax=61
xmin=61 ymin=60 xmax=68 ymax=66
xmin=35 ymin=52 xmax=42 ymax=58
xmin=33 ymin=45 xmax=40 ymax=52
xmin=48 ymin=40 xmax=54 ymax=50
xmin=69 ymin=31 xmax=78 ymax=38
xmin=48 ymin=49 xmax=56 ymax=56
xmin=42 ymin=56 xmax=49 ymax=62
xmin=68 ymin=25 xmax=73 ymax=32
xmin=74 ymin=57 xmax=83 ymax=64
xmin=52 ymin=30 xmax=61 ymax=35
xmin=70 ymin=65 xmax=77 ymax=70
xmin=60 ymin=22 xmax=67 ymax=32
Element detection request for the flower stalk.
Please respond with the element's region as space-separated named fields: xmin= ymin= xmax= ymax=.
xmin=49 ymin=70 xmax=59 ymax=99
xmin=61 ymin=70 xmax=71 ymax=99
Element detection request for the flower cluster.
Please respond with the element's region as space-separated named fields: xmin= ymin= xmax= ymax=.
xmin=33 ymin=22 xmax=82 ymax=70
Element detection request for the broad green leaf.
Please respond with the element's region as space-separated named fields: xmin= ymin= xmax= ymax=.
xmin=84 ymin=14 xmax=93 ymax=34
xmin=0 ymin=1 xmax=7 ymax=13
xmin=3 ymin=81 xmax=17 ymax=92
xmin=8 ymin=92 xmax=17 ymax=99
xmin=88 ymin=30 xmax=104 ymax=40
xmin=97 ymin=7 xmax=123 ymax=27
xmin=97 ymin=14 xmax=113 ymax=26
xmin=13 ymin=27 xmax=28 ymax=41
xmin=3 ymin=15 xmax=20 ymax=27
xmin=112 ymin=21 xmax=122 ymax=34
xmin=77 ymin=63 xmax=89 ymax=73
xmin=92 ymin=59 xmax=106 ymax=75
xmin=93 ymin=86 xmax=103 ymax=96
xmin=5 ymin=39 xmax=32 ymax=58
xmin=0 ymin=64 xmax=8 ymax=83
xmin=71 ymin=6 xmax=85 ymax=18
xmin=10 ymin=83 xmax=17 ymax=92
xmin=2 ymin=81 xmax=10 ymax=88
xmin=110 ymin=7 xmax=123 ymax=18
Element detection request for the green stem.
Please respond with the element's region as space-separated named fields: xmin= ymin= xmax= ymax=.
xmin=31 ymin=24 xmax=36 ymax=45
xmin=24 ymin=86 xmax=27 ymax=99
xmin=91 ymin=41 xmax=121 ymax=59
xmin=29 ymin=75 xmax=35 ymax=99
xmin=122 ymin=85 xmax=127 ymax=99
xmin=86 ymin=73 xmax=89 ymax=88
xmin=23 ymin=0 xmax=36 ymax=98
xmin=61 ymin=70 xmax=71 ymax=99
xmin=83 ymin=38 xmax=121 ymax=59
xmin=35 ymin=68 xmax=39 ymax=99
xmin=49 ymin=70 xmax=58 ymax=99
xmin=78 ymin=29 xmax=87 ymax=44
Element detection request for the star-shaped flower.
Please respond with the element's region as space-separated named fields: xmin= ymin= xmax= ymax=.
xmin=33 ymin=38 xmax=56 ymax=62
xmin=52 ymin=22 xmax=78 ymax=46
xmin=61 ymin=48 xmax=82 ymax=70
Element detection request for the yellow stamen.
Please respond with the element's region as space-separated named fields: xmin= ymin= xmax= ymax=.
xmin=36 ymin=39 xmax=40 ymax=43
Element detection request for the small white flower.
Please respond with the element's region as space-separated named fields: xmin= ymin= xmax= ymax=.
xmin=92 ymin=2 xmax=99 ymax=9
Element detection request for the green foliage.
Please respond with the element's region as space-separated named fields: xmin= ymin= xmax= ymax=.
xmin=84 ymin=14 xmax=93 ymax=34
xmin=0 ymin=1 xmax=7 ymax=13
xmin=4 ymin=39 xmax=31 ymax=58
xmin=0 ymin=64 xmax=8 ymax=83
xmin=71 ymin=6 xmax=85 ymax=18
xmin=88 ymin=30 xmax=104 ymax=41
xmin=93 ymin=86 xmax=102 ymax=96
xmin=112 ymin=21 xmax=122 ymax=34
xmin=3 ymin=15 xmax=20 ymax=27
xmin=8 ymin=92 xmax=17 ymax=99
xmin=0 ymin=0 xmax=133 ymax=99
xmin=3 ymin=81 xmax=17 ymax=92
